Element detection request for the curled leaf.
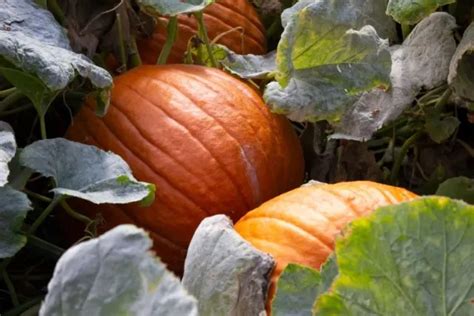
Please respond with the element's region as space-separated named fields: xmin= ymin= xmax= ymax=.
xmin=448 ymin=22 xmax=474 ymax=102
xmin=40 ymin=225 xmax=198 ymax=315
xmin=436 ymin=177 xmax=474 ymax=204
xmin=0 ymin=186 xmax=32 ymax=258
xmin=182 ymin=215 xmax=274 ymax=316
xmin=0 ymin=121 xmax=16 ymax=186
xmin=20 ymin=138 xmax=155 ymax=205
xmin=387 ymin=0 xmax=456 ymax=24
xmin=137 ymin=0 xmax=215 ymax=16
xmin=264 ymin=0 xmax=392 ymax=123
xmin=222 ymin=49 xmax=277 ymax=79
xmin=0 ymin=0 xmax=112 ymax=115
xmin=333 ymin=12 xmax=457 ymax=140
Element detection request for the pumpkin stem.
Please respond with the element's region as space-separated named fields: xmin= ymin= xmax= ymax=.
xmin=157 ymin=17 xmax=179 ymax=65
xmin=194 ymin=11 xmax=217 ymax=67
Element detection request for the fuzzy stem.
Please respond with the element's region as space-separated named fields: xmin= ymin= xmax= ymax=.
xmin=0 ymin=87 xmax=16 ymax=98
xmin=47 ymin=0 xmax=65 ymax=25
xmin=194 ymin=12 xmax=217 ymax=67
xmin=157 ymin=17 xmax=179 ymax=64
xmin=39 ymin=115 xmax=47 ymax=139
xmin=60 ymin=199 xmax=93 ymax=226
xmin=0 ymin=91 xmax=25 ymax=113
xmin=27 ymin=196 xmax=63 ymax=235
xmin=390 ymin=131 xmax=422 ymax=184
xmin=28 ymin=235 xmax=64 ymax=258
xmin=116 ymin=13 xmax=128 ymax=71
xmin=401 ymin=23 xmax=412 ymax=39
xmin=129 ymin=36 xmax=142 ymax=68
xmin=2 ymin=269 xmax=19 ymax=306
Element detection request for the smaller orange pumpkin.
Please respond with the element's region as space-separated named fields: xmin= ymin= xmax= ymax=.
xmin=137 ymin=0 xmax=267 ymax=64
xmin=235 ymin=181 xmax=418 ymax=308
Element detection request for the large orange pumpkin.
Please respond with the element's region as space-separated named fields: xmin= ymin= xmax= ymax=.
xmin=65 ymin=64 xmax=304 ymax=274
xmin=235 ymin=181 xmax=417 ymax=305
xmin=137 ymin=0 xmax=267 ymax=64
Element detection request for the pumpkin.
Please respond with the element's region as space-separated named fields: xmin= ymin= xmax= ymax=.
xmin=234 ymin=181 xmax=418 ymax=305
xmin=137 ymin=0 xmax=267 ymax=64
xmin=65 ymin=64 xmax=304 ymax=274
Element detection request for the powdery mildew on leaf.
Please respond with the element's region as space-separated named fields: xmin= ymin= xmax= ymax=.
xmin=448 ymin=22 xmax=474 ymax=102
xmin=0 ymin=121 xmax=16 ymax=187
xmin=0 ymin=186 xmax=32 ymax=258
xmin=333 ymin=12 xmax=457 ymax=140
xmin=182 ymin=215 xmax=274 ymax=316
xmin=222 ymin=49 xmax=277 ymax=79
xmin=0 ymin=0 xmax=111 ymax=91
xmin=136 ymin=0 xmax=215 ymax=16
xmin=264 ymin=0 xmax=392 ymax=123
xmin=387 ymin=0 xmax=456 ymax=24
xmin=20 ymin=138 xmax=154 ymax=205
xmin=314 ymin=197 xmax=474 ymax=315
xmin=40 ymin=225 xmax=198 ymax=316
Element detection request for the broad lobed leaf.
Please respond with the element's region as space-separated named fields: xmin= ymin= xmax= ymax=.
xmin=136 ymin=0 xmax=215 ymax=16
xmin=387 ymin=0 xmax=456 ymax=24
xmin=182 ymin=215 xmax=274 ymax=316
xmin=0 ymin=186 xmax=32 ymax=259
xmin=40 ymin=225 xmax=198 ymax=316
xmin=314 ymin=197 xmax=474 ymax=315
xmin=20 ymin=138 xmax=155 ymax=205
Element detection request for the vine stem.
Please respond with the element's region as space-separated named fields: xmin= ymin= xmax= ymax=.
xmin=0 ymin=87 xmax=16 ymax=98
xmin=401 ymin=23 xmax=412 ymax=40
xmin=194 ymin=11 xmax=217 ymax=67
xmin=157 ymin=17 xmax=179 ymax=64
xmin=390 ymin=131 xmax=423 ymax=184
xmin=116 ymin=13 xmax=127 ymax=71
xmin=129 ymin=36 xmax=142 ymax=68
xmin=39 ymin=115 xmax=47 ymax=139
xmin=27 ymin=196 xmax=64 ymax=236
xmin=0 ymin=91 xmax=25 ymax=113
xmin=60 ymin=200 xmax=93 ymax=226
xmin=2 ymin=269 xmax=19 ymax=306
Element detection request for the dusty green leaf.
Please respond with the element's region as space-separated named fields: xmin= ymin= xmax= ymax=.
xmin=40 ymin=225 xmax=198 ymax=316
xmin=448 ymin=22 xmax=474 ymax=102
xmin=0 ymin=0 xmax=112 ymax=113
xmin=272 ymin=256 xmax=338 ymax=316
xmin=281 ymin=0 xmax=398 ymax=41
xmin=333 ymin=13 xmax=457 ymax=140
xmin=436 ymin=177 xmax=474 ymax=204
xmin=0 ymin=121 xmax=15 ymax=186
xmin=264 ymin=0 xmax=392 ymax=123
xmin=182 ymin=215 xmax=274 ymax=316
xmin=0 ymin=186 xmax=32 ymax=258
xmin=425 ymin=114 xmax=460 ymax=144
xmin=222 ymin=49 xmax=277 ymax=79
xmin=314 ymin=197 xmax=474 ymax=316
xmin=136 ymin=0 xmax=215 ymax=16
xmin=387 ymin=0 xmax=456 ymax=24
xmin=20 ymin=138 xmax=155 ymax=205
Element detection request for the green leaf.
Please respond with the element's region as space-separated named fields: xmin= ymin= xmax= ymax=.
xmin=0 ymin=186 xmax=32 ymax=258
xmin=222 ymin=49 xmax=277 ymax=79
xmin=436 ymin=177 xmax=474 ymax=204
xmin=448 ymin=22 xmax=474 ymax=103
xmin=387 ymin=0 xmax=456 ymax=24
xmin=182 ymin=215 xmax=274 ymax=316
xmin=425 ymin=114 xmax=460 ymax=144
xmin=0 ymin=121 xmax=15 ymax=186
xmin=272 ymin=256 xmax=338 ymax=316
xmin=20 ymin=138 xmax=155 ymax=205
xmin=39 ymin=225 xmax=198 ymax=315
xmin=136 ymin=0 xmax=215 ymax=16
xmin=0 ymin=0 xmax=112 ymax=108
xmin=0 ymin=66 xmax=58 ymax=117
xmin=314 ymin=197 xmax=474 ymax=316
xmin=264 ymin=0 xmax=392 ymax=122
xmin=333 ymin=13 xmax=457 ymax=140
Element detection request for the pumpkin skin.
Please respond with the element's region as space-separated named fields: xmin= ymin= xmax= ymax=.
xmin=65 ymin=64 xmax=304 ymax=275
xmin=137 ymin=0 xmax=267 ymax=64
xmin=234 ymin=181 xmax=417 ymax=305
